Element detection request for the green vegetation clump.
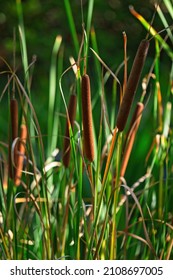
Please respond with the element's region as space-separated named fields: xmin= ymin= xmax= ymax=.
xmin=0 ymin=0 xmax=173 ymax=260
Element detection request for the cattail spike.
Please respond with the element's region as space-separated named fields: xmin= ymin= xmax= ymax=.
xmin=120 ymin=102 xmax=144 ymax=177
xmin=63 ymin=94 xmax=77 ymax=167
xmin=14 ymin=124 xmax=27 ymax=186
xmin=117 ymin=39 xmax=149 ymax=131
xmin=82 ymin=74 xmax=95 ymax=162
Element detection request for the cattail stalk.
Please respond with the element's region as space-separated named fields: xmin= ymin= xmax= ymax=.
xmin=116 ymin=39 xmax=149 ymax=131
xmin=120 ymin=102 xmax=144 ymax=177
xmin=63 ymin=94 xmax=77 ymax=167
xmin=9 ymin=98 xmax=18 ymax=179
xmin=81 ymin=74 xmax=95 ymax=162
xmin=14 ymin=124 xmax=27 ymax=186
xmin=122 ymin=31 xmax=127 ymax=99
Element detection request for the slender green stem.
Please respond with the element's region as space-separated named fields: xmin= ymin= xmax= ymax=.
xmin=64 ymin=0 xmax=79 ymax=57
xmin=110 ymin=132 xmax=122 ymax=259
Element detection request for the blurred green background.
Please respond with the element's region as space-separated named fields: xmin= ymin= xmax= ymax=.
xmin=0 ymin=0 xmax=172 ymax=184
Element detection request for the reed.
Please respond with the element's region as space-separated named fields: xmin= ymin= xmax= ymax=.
xmin=81 ymin=74 xmax=95 ymax=162
xmin=116 ymin=39 xmax=149 ymax=131
xmin=8 ymin=98 xmax=18 ymax=179
xmin=63 ymin=94 xmax=77 ymax=167
xmin=120 ymin=102 xmax=144 ymax=177
xmin=14 ymin=124 xmax=27 ymax=186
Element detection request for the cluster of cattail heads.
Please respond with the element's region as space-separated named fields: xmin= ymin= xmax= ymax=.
xmin=62 ymin=38 xmax=149 ymax=173
xmin=102 ymin=39 xmax=149 ymax=183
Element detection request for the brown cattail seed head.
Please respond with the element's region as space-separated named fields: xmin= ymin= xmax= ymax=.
xmin=63 ymin=94 xmax=77 ymax=167
xmin=82 ymin=74 xmax=95 ymax=162
xmin=14 ymin=124 xmax=27 ymax=186
xmin=116 ymin=39 xmax=149 ymax=132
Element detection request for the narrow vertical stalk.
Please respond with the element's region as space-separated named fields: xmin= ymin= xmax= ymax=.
xmin=9 ymin=98 xmax=18 ymax=179
xmin=110 ymin=133 xmax=122 ymax=260
xmin=82 ymin=0 xmax=94 ymax=72
xmin=63 ymin=94 xmax=77 ymax=167
xmin=75 ymin=70 xmax=83 ymax=260
xmin=158 ymin=162 xmax=164 ymax=219
xmin=64 ymin=0 xmax=79 ymax=56
xmin=120 ymin=102 xmax=144 ymax=177
xmin=76 ymin=155 xmax=83 ymax=259
xmin=48 ymin=35 xmax=62 ymax=156
xmin=102 ymin=128 xmax=118 ymax=186
xmin=154 ymin=39 xmax=160 ymax=130
xmin=122 ymin=31 xmax=127 ymax=97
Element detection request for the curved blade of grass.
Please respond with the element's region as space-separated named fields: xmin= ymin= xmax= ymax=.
xmin=90 ymin=48 xmax=121 ymax=87
xmin=118 ymin=230 xmax=152 ymax=248
xmin=121 ymin=183 xmax=157 ymax=258
xmin=129 ymin=5 xmax=173 ymax=59
xmin=15 ymin=74 xmax=52 ymax=258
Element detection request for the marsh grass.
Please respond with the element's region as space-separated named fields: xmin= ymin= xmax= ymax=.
xmin=0 ymin=0 xmax=173 ymax=260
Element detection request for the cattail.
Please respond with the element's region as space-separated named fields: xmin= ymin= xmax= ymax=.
xmin=120 ymin=102 xmax=144 ymax=177
xmin=9 ymin=98 xmax=18 ymax=179
xmin=116 ymin=39 xmax=149 ymax=131
xmin=82 ymin=74 xmax=95 ymax=162
xmin=63 ymin=94 xmax=77 ymax=167
xmin=14 ymin=124 xmax=27 ymax=186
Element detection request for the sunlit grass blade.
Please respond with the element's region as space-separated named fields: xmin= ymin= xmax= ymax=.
xmin=129 ymin=5 xmax=173 ymax=59
xmin=163 ymin=0 xmax=173 ymax=19
xmin=47 ymin=35 xmax=62 ymax=156
xmin=16 ymin=0 xmax=29 ymax=87
xmin=163 ymin=102 xmax=172 ymax=138
xmin=51 ymin=46 xmax=64 ymax=152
